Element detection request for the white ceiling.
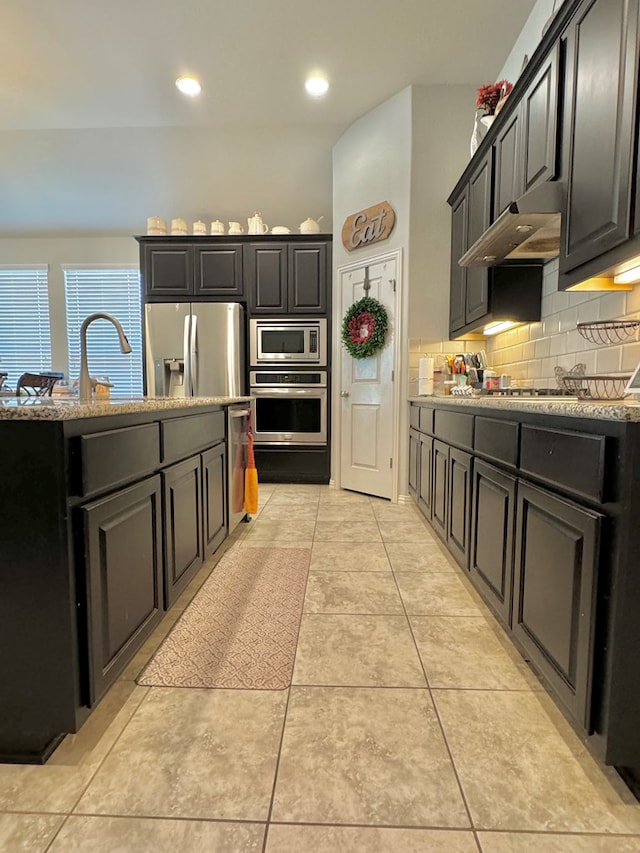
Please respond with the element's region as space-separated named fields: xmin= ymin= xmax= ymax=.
xmin=0 ymin=0 xmax=537 ymax=235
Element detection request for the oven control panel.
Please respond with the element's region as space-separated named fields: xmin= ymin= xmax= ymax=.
xmin=249 ymin=370 xmax=327 ymax=387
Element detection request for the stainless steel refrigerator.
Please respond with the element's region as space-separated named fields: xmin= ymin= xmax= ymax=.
xmin=144 ymin=302 xmax=245 ymax=398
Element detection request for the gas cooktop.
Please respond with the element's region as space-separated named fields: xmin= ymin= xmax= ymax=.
xmin=481 ymin=387 xmax=576 ymax=397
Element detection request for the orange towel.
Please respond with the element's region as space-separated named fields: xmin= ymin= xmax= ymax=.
xmin=244 ymin=430 xmax=258 ymax=515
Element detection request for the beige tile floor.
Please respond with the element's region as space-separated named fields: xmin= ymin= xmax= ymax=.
xmin=2 ymin=484 xmax=640 ymax=852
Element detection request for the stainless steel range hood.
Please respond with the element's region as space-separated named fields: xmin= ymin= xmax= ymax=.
xmin=459 ymin=182 xmax=564 ymax=267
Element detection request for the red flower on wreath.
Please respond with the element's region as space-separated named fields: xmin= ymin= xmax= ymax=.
xmin=348 ymin=311 xmax=375 ymax=344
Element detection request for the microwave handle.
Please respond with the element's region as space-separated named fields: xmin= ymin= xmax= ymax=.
xmin=309 ymin=329 xmax=318 ymax=354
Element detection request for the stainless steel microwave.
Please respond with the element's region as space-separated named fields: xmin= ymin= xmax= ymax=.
xmin=249 ymin=318 xmax=327 ymax=366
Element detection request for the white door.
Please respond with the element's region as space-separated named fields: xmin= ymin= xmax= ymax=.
xmin=339 ymin=255 xmax=397 ymax=499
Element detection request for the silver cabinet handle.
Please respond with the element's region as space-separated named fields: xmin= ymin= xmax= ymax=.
xmin=340 ymin=391 xmax=349 ymax=397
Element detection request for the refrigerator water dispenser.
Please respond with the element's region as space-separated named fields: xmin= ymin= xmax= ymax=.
xmin=154 ymin=358 xmax=185 ymax=398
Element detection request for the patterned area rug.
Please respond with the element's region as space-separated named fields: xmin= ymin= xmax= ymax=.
xmin=137 ymin=546 xmax=311 ymax=690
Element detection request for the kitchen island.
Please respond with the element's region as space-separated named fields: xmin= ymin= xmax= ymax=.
xmin=0 ymin=395 xmax=251 ymax=764
xmin=409 ymin=393 xmax=640 ymax=798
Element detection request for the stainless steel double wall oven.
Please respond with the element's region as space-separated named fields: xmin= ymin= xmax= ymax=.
xmin=249 ymin=318 xmax=328 ymax=446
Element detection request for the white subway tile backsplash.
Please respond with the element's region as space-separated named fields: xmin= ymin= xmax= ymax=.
xmin=522 ymin=340 xmax=536 ymax=360
xmin=623 ymin=286 xmax=640 ymax=318
xmin=595 ymin=346 xmax=622 ymax=374
xmin=577 ymin=300 xmax=600 ymax=323
xmin=550 ymin=335 xmax=567 ymax=356
xmin=598 ymin=292 xmax=628 ymax=322
xmin=558 ymin=306 xmax=579 ymax=333
xmin=528 ymin=360 xmax=543 ymax=379
xmin=516 ymin=325 xmax=530 ymax=343
xmin=535 ymin=338 xmax=551 ymax=359
xmin=621 ymin=342 xmax=640 ymax=372
xmin=528 ymin=321 xmax=543 ymax=340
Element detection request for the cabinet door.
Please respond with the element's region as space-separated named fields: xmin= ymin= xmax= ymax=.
xmin=449 ymin=191 xmax=467 ymax=334
xmin=470 ymin=459 xmax=516 ymax=624
xmin=560 ymin=0 xmax=639 ymax=275
xmin=163 ymin=455 xmax=203 ymax=608
xmin=447 ymin=447 xmax=472 ymax=570
xmin=513 ymin=482 xmax=602 ymax=729
xmin=431 ymin=440 xmax=449 ymax=541
xmin=194 ymin=244 xmax=244 ymax=299
xmin=202 ymin=443 xmax=227 ymax=557
xmin=465 ymin=155 xmax=491 ymax=325
xmin=521 ymin=41 xmax=559 ymax=194
xmin=83 ymin=476 xmax=163 ymax=705
xmin=418 ymin=435 xmax=434 ymax=519
xmin=493 ymin=109 xmax=521 ymax=218
xmin=245 ymin=244 xmax=288 ymax=313
xmin=288 ymin=244 xmax=327 ymax=313
xmin=409 ymin=428 xmax=420 ymax=498
xmin=142 ymin=243 xmax=193 ymax=299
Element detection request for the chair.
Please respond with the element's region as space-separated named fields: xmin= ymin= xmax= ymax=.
xmin=15 ymin=373 xmax=61 ymax=397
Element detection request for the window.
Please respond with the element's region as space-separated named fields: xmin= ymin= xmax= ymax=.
xmin=0 ymin=266 xmax=52 ymax=388
xmin=63 ymin=266 xmax=143 ymax=397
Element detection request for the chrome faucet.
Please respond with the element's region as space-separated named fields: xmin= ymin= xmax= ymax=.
xmin=79 ymin=313 xmax=132 ymax=401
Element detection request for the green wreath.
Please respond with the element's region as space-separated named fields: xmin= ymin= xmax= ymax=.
xmin=341 ymin=295 xmax=388 ymax=359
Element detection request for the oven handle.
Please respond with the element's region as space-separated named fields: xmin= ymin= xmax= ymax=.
xmin=250 ymin=388 xmax=326 ymax=396
xmin=228 ymin=407 xmax=252 ymax=418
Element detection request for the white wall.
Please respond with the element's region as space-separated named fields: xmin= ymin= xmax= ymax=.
xmin=332 ymin=84 xmax=477 ymax=497
xmin=0 ymin=236 xmax=138 ymax=376
xmin=498 ymin=0 xmax=558 ymax=85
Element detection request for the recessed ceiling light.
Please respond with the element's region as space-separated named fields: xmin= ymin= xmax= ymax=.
xmin=176 ymin=76 xmax=202 ymax=97
xmin=305 ymin=75 xmax=329 ymax=97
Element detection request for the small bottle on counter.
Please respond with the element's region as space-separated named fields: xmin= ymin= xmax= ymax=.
xmin=483 ymin=369 xmax=500 ymax=390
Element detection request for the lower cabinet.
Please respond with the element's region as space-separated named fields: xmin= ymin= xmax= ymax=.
xmin=408 ymin=428 xmax=433 ymax=518
xmin=447 ymin=447 xmax=472 ymax=569
xmin=163 ymin=454 xmax=204 ymax=608
xmin=202 ymin=442 xmax=227 ymax=557
xmin=431 ymin=439 xmax=471 ymax=569
xmin=470 ymin=459 xmax=516 ymax=625
xmin=512 ymin=482 xmax=602 ymax=729
xmin=83 ymin=476 xmax=163 ymax=705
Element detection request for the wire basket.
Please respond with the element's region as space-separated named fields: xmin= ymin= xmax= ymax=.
xmin=576 ymin=320 xmax=640 ymax=345
xmin=560 ymin=374 xmax=631 ymax=400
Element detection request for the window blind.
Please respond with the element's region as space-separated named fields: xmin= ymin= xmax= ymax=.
xmin=63 ymin=267 xmax=143 ymax=397
xmin=0 ymin=266 xmax=52 ymax=387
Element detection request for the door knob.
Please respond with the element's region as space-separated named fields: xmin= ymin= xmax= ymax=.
xmin=340 ymin=390 xmax=349 ymax=397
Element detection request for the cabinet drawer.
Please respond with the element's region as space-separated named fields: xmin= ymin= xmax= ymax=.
xmin=419 ymin=406 xmax=435 ymax=435
xmin=161 ymin=411 xmax=225 ymax=463
xmin=434 ymin=410 xmax=473 ymax=450
xmin=78 ymin=424 xmax=160 ymax=496
xmin=410 ymin=405 xmax=420 ymax=430
xmin=520 ymin=424 xmax=606 ymax=502
xmin=474 ymin=417 xmax=519 ymax=468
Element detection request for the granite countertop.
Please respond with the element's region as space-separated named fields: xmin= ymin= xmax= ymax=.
xmin=408 ymin=394 xmax=640 ymax=422
xmin=0 ymin=396 xmax=253 ymax=421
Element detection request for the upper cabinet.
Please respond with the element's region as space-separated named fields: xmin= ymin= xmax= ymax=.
xmin=559 ymin=0 xmax=639 ymax=278
xmin=138 ymin=236 xmax=331 ymax=316
xmin=140 ymin=240 xmax=243 ymax=301
xmin=245 ymin=241 xmax=329 ymax=314
xmin=449 ymin=150 xmax=542 ymax=338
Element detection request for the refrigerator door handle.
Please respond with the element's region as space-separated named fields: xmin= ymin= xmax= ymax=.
xmin=183 ymin=313 xmax=192 ymax=396
xmin=190 ymin=312 xmax=198 ymax=396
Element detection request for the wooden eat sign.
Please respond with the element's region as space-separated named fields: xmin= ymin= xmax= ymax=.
xmin=341 ymin=201 xmax=396 ymax=252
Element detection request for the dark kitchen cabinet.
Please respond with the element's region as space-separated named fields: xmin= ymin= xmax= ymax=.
xmin=559 ymin=0 xmax=640 ymax=278
xmin=418 ymin=434 xmax=434 ymax=518
xmin=202 ymin=442 xmax=226 ymax=557
xmin=512 ymin=481 xmax=601 ymax=728
xmin=162 ymin=454 xmax=204 ymax=608
xmin=493 ymin=42 xmax=560 ymax=218
xmin=449 ymin=149 xmax=492 ymax=334
xmin=408 ymin=428 xmax=420 ymax=497
xmin=83 ymin=476 xmax=163 ymax=705
xmin=431 ymin=439 xmax=449 ymax=541
xmin=446 ymin=446 xmax=472 ymax=570
xmin=464 ymin=154 xmax=492 ymax=327
xmin=493 ymin=108 xmax=520 ymax=219
xmin=194 ymin=244 xmax=244 ymax=298
xmin=246 ymin=241 xmax=328 ymax=314
xmin=142 ymin=242 xmax=192 ymax=299
xmin=520 ymin=41 xmax=560 ymax=196
xmin=140 ymin=240 xmax=243 ymax=300
xmin=470 ymin=459 xmax=516 ymax=624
